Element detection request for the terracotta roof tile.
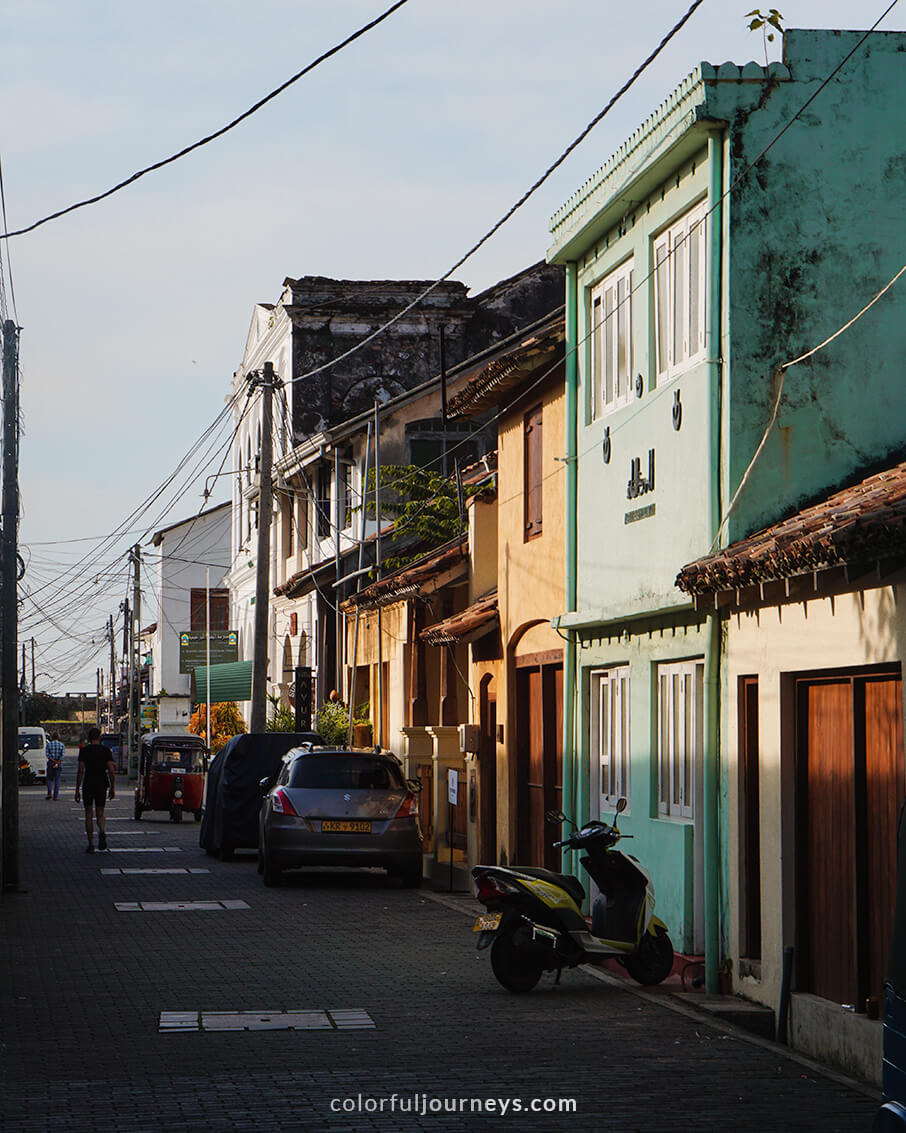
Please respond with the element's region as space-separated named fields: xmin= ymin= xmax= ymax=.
xmin=676 ymin=461 xmax=906 ymax=596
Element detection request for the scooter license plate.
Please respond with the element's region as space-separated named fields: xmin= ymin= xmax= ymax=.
xmin=473 ymin=912 xmax=502 ymax=933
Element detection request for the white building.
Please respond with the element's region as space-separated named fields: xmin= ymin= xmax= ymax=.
xmin=149 ymin=502 xmax=232 ymax=731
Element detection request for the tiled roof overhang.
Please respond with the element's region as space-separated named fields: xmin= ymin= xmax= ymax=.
xmin=420 ymin=591 xmax=499 ymax=646
xmin=446 ymin=314 xmax=564 ymax=420
xmin=346 ymin=538 xmax=468 ymax=611
xmin=676 ymin=463 xmax=906 ymax=598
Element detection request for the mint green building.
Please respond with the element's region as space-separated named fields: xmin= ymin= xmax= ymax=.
xmin=548 ymin=29 xmax=906 ymax=986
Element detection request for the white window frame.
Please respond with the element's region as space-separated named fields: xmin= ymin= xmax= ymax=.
xmin=657 ymin=660 xmax=703 ymax=820
xmin=653 ymin=201 xmax=707 ymax=381
xmin=590 ymin=666 xmax=630 ymax=810
xmin=589 ymin=259 xmax=634 ymax=421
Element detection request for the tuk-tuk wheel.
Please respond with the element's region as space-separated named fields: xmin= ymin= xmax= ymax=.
xmin=194 ymin=810 xmax=203 ymax=822
xmin=133 ymin=801 xmax=143 ymax=821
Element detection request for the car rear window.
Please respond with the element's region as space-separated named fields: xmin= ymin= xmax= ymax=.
xmin=288 ymin=756 xmax=403 ymax=791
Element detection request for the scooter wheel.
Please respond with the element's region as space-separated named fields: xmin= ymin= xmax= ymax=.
xmin=490 ymin=926 xmax=543 ymax=993
xmin=133 ymin=801 xmax=143 ymax=821
xmin=624 ymin=927 xmax=674 ymax=986
xmin=170 ymin=806 xmax=183 ymax=824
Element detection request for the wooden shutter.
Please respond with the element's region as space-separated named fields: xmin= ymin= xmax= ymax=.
xmin=523 ymin=405 xmax=543 ymax=541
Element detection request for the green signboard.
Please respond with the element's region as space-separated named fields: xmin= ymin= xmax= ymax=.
xmin=179 ymin=630 xmax=239 ymax=674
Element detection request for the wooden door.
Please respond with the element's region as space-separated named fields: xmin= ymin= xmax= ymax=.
xmin=479 ymin=679 xmax=497 ymax=865
xmin=798 ymin=678 xmax=857 ymax=1004
xmin=864 ymin=675 xmax=905 ymax=1003
xmin=516 ymin=661 xmax=564 ymax=868
xmin=739 ymin=677 xmax=762 ymax=960
xmin=797 ymin=671 xmax=904 ymax=1007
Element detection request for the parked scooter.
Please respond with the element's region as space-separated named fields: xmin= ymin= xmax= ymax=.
xmin=472 ymin=798 xmax=673 ymax=992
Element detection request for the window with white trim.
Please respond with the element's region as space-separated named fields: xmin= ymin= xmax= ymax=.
xmin=590 ymin=667 xmax=630 ymax=808
xmin=654 ymin=201 xmax=707 ymax=380
xmin=657 ymin=660 xmax=703 ymax=819
xmin=589 ymin=259 xmax=633 ymax=421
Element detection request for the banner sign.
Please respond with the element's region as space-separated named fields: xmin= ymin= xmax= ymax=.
xmin=179 ymin=630 xmax=239 ymax=674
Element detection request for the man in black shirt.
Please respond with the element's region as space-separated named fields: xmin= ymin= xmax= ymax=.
xmin=75 ymin=726 xmax=116 ymax=853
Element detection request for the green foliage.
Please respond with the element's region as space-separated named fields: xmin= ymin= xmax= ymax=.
xmin=363 ymin=463 xmax=479 ymax=572
xmin=266 ymin=692 xmax=296 ymax=732
xmin=745 ymin=8 xmax=784 ymax=64
xmin=314 ymin=700 xmax=370 ymax=746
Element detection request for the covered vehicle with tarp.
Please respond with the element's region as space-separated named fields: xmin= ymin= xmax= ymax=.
xmin=876 ymin=801 xmax=906 ymax=1130
xmin=199 ymin=732 xmax=323 ymax=860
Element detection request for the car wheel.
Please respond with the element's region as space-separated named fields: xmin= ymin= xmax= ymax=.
xmin=397 ymin=862 xmax=422 ymax=889
xmin=261 ymin=843 xmax=281 ymax=887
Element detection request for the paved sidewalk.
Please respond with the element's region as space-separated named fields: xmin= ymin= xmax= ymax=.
xmin=0 ymin=754 xmax=881 ymax=1132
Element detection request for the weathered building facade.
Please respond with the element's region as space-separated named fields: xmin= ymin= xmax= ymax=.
xmin=547 ymin=26 xmax=906 ymax=1076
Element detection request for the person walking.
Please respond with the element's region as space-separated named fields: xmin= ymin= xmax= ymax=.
xmin=75 ymin=727 xmax=116 ymax=853
xmin=45 ymin=733 xmax=65 ymax=800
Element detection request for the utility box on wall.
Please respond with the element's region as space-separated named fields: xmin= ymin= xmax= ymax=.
xmin=458 ymin=723 xmax=480 ymax=754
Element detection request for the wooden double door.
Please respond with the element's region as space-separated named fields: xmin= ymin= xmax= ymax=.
xmin=796 ymin=668 xmax=904 ymax=1008
xmin=515 ymin=653 xmax=563 ymax=871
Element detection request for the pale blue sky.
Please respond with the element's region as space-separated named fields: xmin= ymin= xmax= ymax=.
xmin=3 ymin=0 xmax=901 ymax=689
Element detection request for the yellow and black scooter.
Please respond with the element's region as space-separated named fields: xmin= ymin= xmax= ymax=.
xmin=472 ymin=798 xmax=673 ymax=992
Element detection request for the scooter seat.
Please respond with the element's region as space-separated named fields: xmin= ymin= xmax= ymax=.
xmin=510 ymin=866 xmax=586 ymax=907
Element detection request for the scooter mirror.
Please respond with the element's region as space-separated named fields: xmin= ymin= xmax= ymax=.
xmin=615 ymin=797 xmax=628 ymax=814
xmin=545 ymin=809 xmax=567 ymax=824
xmin=406 ymin=778 xmax=423 ymax=794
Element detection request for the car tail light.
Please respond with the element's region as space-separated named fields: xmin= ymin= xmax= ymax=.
xmin=271 ymin=789 xmax=298 ymax=816
xmin=474 ymin=874 xmax=517 ymax=902
xmin=395 ymin=792 xmax=418 ymax=819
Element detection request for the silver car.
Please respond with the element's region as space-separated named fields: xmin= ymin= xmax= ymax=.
xmin=258 ymin=748 xmax=423 ymax=887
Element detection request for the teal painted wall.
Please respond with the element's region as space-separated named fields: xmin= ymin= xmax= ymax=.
xmin=550 ymin=29 xmax=906 ymax=956
xmin=715 ymin=30 xmax=906 ymax=542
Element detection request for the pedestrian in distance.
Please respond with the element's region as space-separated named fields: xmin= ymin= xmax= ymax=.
xmin=45 ymin=733 xmax=64 ymax=800
xmin=75 ymin=726 xmax=116 ymax=853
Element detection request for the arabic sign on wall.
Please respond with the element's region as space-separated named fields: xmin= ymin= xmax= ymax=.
xmin=179 ymin=630 xmax=239 ymax=674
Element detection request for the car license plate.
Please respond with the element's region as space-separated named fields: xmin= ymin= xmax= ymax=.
xmin=321 ymin=820 xmax=371 ymax=833
xmin=473 ymin=911 xmax=502 ymax=933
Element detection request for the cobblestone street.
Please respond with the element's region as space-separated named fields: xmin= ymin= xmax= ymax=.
xmin=0 ymin=756 xmax=880 ymax=1132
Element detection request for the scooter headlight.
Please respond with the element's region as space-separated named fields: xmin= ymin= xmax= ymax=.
xmin=173 ymin=790 xmax=183 ymax=800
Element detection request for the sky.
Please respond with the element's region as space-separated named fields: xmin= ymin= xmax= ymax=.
xmin=2 ymin=0 xmax=902 ymax=692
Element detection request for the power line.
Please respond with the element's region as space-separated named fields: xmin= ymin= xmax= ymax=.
xmin=0 ymin=1 xmax=413 ymax=241
xmin=286 ymin=0 xmax=706 ymax=387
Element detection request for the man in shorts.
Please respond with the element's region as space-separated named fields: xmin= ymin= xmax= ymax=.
xmin=75 ymin=726 xmax=116 ymax=853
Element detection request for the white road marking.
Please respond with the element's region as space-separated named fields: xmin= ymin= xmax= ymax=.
xmin=100 ymin=868 xmax=211 ymax=875
xmin=159 ymin=1009 xmax=374 ymax=1033
xmin=116 ymin=899 xmax=250 ymax=911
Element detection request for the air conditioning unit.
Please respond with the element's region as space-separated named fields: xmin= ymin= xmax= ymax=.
xmin=458 ymin=723 xmax=480 ymax=754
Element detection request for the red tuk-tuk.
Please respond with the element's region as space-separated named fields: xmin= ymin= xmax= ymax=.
xmin=134 ymin=733 xmax=208 ymax=823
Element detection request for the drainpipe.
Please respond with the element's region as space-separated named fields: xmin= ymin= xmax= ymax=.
xmin=704 ymin=131 xmax=724 ymax=994
xmin=563 ymin=263 xmax=579 ymax=847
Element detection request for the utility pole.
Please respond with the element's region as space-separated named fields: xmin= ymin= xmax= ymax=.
xmin=250 ymin=363 xmax=280 ymax=733
xmin=108 ymin=615 xmax=116 ymax=732
xmin=127 ymin=546 xmax=140 ymax=777
xmin=374 ymin=399 xmax=383 ymax=748
xmin=1 ymin=319 xmax=21 ymax=892
xmin=30 ymin=638 xmax=35 ymax=695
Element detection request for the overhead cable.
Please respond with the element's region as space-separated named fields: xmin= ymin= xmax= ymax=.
xmin=1 ymin=1 xmax=412 ymax=241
